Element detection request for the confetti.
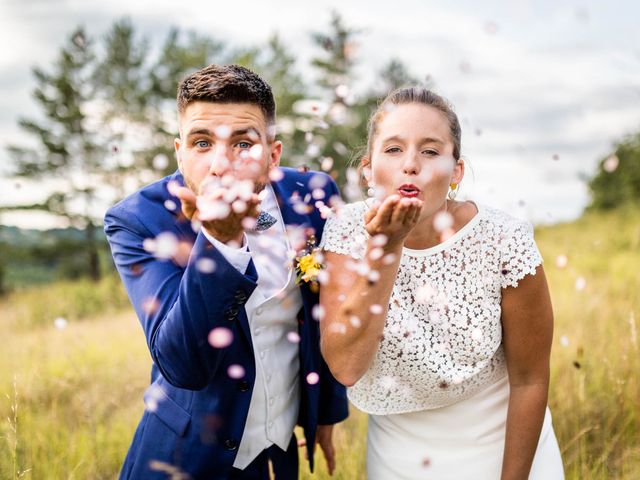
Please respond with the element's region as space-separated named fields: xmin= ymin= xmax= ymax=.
xmin=335 ymin=84 xmax=350 ymax=98
xmin=575 ymin=277 xmax=586 ymax=291
xmin=293 ymin=99 xmax=328 ymax=116
xmin=54 ymin=317 xmax=67 ymax=329
xmin=143 ymin=232 xmax=179 ymax=260
xmin=309 ymin=174 xmax=329 ymax=190
xmin=142 ymin=297 xmax=160 ymax=315
xmin=317 ymin=270 xmax=330 ymax=285
xmin=287 ymin=332 xmax=301 ymax=343
xmin=560 ymin=335 xmax=570 ymax=347
xmin=208 ymin=327 xmax=233 ymax=348
xmin=167 ymin=180 xmax=181 ymax=196
xmin=214 ymin=125 xmax=231 ymax=139
xmin=368 ymin=270 xmax=381 ymax=283
xmin=349 ymin=315 xmax=361 ymax=328
xmin=371 ymin=234 xmax=388 ymax=247
xmin=306 ymin=372 xmax=320 ymax=385
xmin=382 ymin=253 xmax=397 ymax=265
xmin=603 ymin=155 xmax=619 ymax=173
xmin=370 ymin=304 xmax=384 ymax=315
xmin=433 ymin=211 xmax=454 ymax=232
xmin=196 ymin=258 xmax=216 ymax=274
xmin=227 ymin=364 xmax=245 ymax=379
xmin=321 ymin=157 xmax=334 ymax=171
xmin=312 ymin=304 xmax=326 ymax=321
xmin=555 ymin=255 xmax=568 ymax=269
xmin=328 ymin=322 xmax=347 ymax=334
xmin=484 ymin=21 xmax=498 ymax=34
xmin=333 ymin=142 xmax=348 ymax=156
xmin=232 ymin=199 xmax=248 ymax=214
xmin=144 ymin=384 xmax=165 ymax=412
xmin=153 ymin=154 xmax=169 ymax=170
xmin=312 ymin=188 xmax=326 ymax=200
xmin=379 ymin=376 xmax=396 ymax=390
xmin=197 ymin=198 xmax=231 ymax=221
xmin=164 ymin=200 xmax=177 ymax=211
xmin=248 ymin=144 xmax=263 ymax=160
xmin=471 ymin=328 xmax=483 ymax=341
xmin=416 ymin=284 xmax=435 ymax=304
xmin=440 ymin=228 xmax=456 ymax=241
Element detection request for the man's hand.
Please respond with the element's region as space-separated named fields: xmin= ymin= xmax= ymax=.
xmin=173 ymin=180 xmax=260 ymax=245
xmin=316 ymin=424 xmax=336 ymax=475
xmin=298 ymin=424 xmax=337 ymax=475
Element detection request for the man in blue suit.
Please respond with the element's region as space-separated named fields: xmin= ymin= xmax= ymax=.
xmin=105 ymin=64 xmax=348 ymax=479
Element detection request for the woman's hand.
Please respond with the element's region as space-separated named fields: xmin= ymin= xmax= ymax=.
xmin=364 ymin=194 xmax=423 ymax=247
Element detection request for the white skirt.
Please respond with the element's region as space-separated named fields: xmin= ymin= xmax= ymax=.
xmin=366 ymin=376 xmax=564 ymax=479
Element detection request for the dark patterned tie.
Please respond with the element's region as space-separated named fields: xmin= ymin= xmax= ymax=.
xmin=254 ymin=211 xmax=277 ymax=231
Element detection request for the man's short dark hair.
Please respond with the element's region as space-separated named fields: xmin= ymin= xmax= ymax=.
xmin=177 ymin=64 xmax=276 ymax=126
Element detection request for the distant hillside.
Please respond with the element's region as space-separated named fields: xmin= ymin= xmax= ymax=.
xmin=0 ymin=225 xmax=111 ymax=288
xmin=0 ymin=225 xmax=106 ymax=247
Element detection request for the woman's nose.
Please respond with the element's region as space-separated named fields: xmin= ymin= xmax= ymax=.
xmin=402 ymin=152 xmax=420 ymax=175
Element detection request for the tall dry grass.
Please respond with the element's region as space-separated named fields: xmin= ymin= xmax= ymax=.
xmin=1 ymin=205 xmax=638 ymax=478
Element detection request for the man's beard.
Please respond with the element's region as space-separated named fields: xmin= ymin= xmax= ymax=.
xmin=185 ymin=175 xmax=268 ymax=196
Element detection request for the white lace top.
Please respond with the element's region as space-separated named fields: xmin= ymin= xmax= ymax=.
xmin=320 ymin=201 xmax=543 ymax=415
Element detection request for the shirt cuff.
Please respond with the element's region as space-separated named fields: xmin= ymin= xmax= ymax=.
xmin=201 ymin=228 xmax=251 ymax=274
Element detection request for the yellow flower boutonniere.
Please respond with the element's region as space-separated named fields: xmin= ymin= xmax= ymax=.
xmin=294 ymin=235 xmax=324 ymax=285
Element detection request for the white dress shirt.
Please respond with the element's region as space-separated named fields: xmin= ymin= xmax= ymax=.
xmin=202 ymin=185 xmax=302 ymax=469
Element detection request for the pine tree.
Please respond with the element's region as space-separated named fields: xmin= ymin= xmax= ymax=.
xmin=307 ymin=11 xmax=367 ymax=186
xmin=6 ymin=28 xmax=105 ymax=280
xmin=307 ymin=13 xmax=419 ymax=196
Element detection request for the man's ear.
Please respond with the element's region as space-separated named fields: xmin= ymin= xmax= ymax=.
xmin=174 ymin=138 xmax=183 ymax=172
xmin=269 ymin=140 xmax=282 ymax=168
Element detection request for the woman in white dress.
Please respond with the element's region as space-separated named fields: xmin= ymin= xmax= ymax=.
xmin=319 ymin=87 xmax=564 ymax=479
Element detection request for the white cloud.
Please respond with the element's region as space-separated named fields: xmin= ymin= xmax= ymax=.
xmin=1 ymin=0 xmax=639 ymax=228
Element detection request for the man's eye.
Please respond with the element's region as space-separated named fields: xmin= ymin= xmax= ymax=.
xmin=385 ymin=147 xmax=401 ymax=153
xmin=423 ymin=150 xmax=439 ymax=156
xmin=235 ymin=141 xmax=252 ymax=149
xmin=195 ymin=140 xmax=210 ymax=148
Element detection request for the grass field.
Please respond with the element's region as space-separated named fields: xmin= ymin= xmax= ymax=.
xmin=1 ymin=205 xmax=639 ymax=479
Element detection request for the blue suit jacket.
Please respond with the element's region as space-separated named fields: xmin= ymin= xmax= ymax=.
xmin=104 ymin=167 xmax=348 ymax=479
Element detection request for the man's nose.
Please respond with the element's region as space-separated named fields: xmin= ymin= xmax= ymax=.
xmin=208 ymin=143 xmax=233 ymax=176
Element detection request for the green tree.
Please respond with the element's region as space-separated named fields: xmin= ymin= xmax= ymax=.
xmin=588 ymin=132 xmax=640 ymax=210
xmin=305 ymin=13 xmax=418 ymax=193
xmin=5 ymin=28 xmax=105 ymax=280
xmin=241 ymin=34 xmax=308 ymax=167
xmin=306 ymin=11 xmax=368 ymax=184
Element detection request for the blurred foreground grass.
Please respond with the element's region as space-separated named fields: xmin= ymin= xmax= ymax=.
xmin=1 ymin=205 xmax=639 ymax=479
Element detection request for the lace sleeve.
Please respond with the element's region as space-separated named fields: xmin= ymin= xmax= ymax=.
xmin=319 ymin=202 xmax=367 ymax=259
xmin=499 ymin=219 xmax=543 ymax=289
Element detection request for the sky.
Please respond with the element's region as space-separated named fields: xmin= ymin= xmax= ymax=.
xmin=1 ymin=0 xmax=639 ymax=229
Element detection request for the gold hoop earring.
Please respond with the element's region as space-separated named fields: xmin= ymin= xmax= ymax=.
xmin=448 ymin=183 xmax=458 ymax=200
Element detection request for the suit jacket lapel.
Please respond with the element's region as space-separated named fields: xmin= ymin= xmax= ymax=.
xmin=271 ymin=174 xmax=312 ymax=229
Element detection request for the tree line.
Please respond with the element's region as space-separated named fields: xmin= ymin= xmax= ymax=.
xmin=0 ymin=13 xmax=417 ymax=288
xmin=1 ymin=12 xmax=637 ymax=291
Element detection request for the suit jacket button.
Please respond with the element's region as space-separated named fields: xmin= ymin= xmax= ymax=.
xmin=234 ymin=290 xmax=248 ymax=303
xmin=224 ymin=439 xmax=238 ymax=450
xmin=225 ymin=307 xmax=238 ymax=321
xmin=237 ymin=380 xmax=250 ymax=392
